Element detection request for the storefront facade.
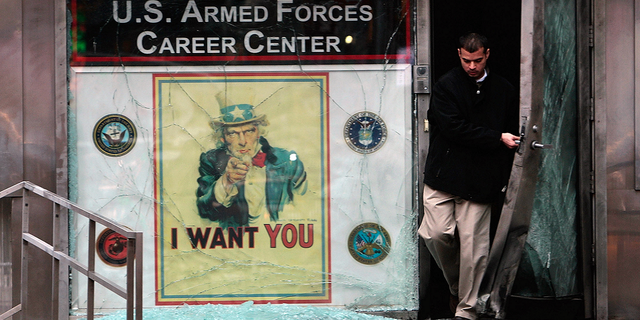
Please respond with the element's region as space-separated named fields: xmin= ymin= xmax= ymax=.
xmin=0 ymin=1 xmax=637 ymax=319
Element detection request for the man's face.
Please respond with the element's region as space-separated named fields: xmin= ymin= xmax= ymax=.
xmin=458 ymin=47 xmax=490 ymax=80
xmin=222 ymin=123 xmax=260 ymax=159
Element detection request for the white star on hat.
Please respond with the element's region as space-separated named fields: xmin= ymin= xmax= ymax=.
xmin=228 ymin=106 xmax=246 ymax=121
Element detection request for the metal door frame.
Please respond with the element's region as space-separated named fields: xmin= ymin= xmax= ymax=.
xmin=592 ymin=0 xmax=608 ymax=318
xmin=576 ymin=0 xmax=600 ymax=319
xmin=414 ymin=0 xmax=431 ymax=314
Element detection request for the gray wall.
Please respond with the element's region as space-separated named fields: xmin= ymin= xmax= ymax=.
xmin=0 ymin=0 xmax=66 ymax=318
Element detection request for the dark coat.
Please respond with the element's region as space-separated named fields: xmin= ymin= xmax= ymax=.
xmin=423 ymin=66 xmax=519 ymax=203
xmin=196 ymin=137 xmax=307 ymax=227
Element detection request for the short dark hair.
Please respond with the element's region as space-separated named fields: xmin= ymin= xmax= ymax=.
xmin=458 ymin=33 xmax=489 ymax=53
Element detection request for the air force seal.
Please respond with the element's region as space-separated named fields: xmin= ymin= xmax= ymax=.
xmin=348 ymin=223 xmax=391 ymax=265
xmin=93 ymin=114 xmax=137 ymax=156
xmin=344 ymin=111 xmax=387 ymax=154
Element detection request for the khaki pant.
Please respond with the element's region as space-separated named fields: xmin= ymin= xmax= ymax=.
xmin=418 ymin=185 xmax=491 ymax=320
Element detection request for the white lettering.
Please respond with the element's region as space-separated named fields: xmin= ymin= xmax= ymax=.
xmin=282 ymin=37 xmax=295 ymax=53
xmin=203 ymin=5 xmax=268 ymax=23
xmin=206 ymin=37 xmax=236 ymax=53
xmin=176 ymin=3 xmax=371 ymax=25
xmin=181 ymin=0 xmax=203 ymax=22
xmin=297 ymin=36 xmax=309 ymax=53
xmin=295 ymin=5 xmax=311 ymax=22
xmin=267 ymin=37 xmax=279 ymax=53
xmin=159 ymin=38 xmax=175 ymax=54
xmin=142 ymin=36 xmax=236 ymax=54
xmin=254 ymin=6 xmax=268 ymax=22
xmin=241 ymin=32 xmax=342 ymax=54
xmin=277 ymin=0 xmax=293 ymax=22
xmin=239 ymin=6 xmax=252 ymax=22
xmin=207 ymin=37 xmax=220 ymax=53
xmin=345 ymin=5 xmax=358 ymax=21
xmin=245 ymin=30 xmax=264 ymax=53
xmin=311 ymin=36 xmax=324 ymax=53
xmin=244 ymin=34 xmax=341 ymax=53
xmin=221 ymin=6 xmax=237 ymax=22
xmin=313 ymin=6 xmax=328 ymax=22
xmin=360 ymin=5 xmax=373 ymax=21
xmin=204 ymin=7 xmax=219 ymax=22
xmin=176 ymin=38 xmax=190 ymax=54
xmin=192 ymin=37 xmax=205 ymax=54
xmin=222 ymin=37 xmax=236 ymax=53
xmin=137 ymin=31 xmax=157 ymax=54
xmin=327 ymin=36 xmax=341 ymax=52
xmin=144 ymin=0 xmax=162 ymax=23
xmin=329 ymin=6 xmax=343 ymax=21
xmin=113 ymin=1 xmax=132 ymax=23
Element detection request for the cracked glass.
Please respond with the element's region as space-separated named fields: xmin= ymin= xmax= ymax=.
xmin=511 ymin=0 xmax=580 ymax=298
xmin=68 ymin=0 xmax=417 ymax=318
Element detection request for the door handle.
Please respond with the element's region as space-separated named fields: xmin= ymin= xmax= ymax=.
xmin=514 ymin=122 xmax=553 ymax=151
xmin=530 ymin=141 xmax=553 ymax=149
xmin=515 ymin=124 xmax=526 ymax=154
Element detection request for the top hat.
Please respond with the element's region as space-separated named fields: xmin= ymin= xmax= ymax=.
xmin=211 ymin=91 xmax=266 ymax=127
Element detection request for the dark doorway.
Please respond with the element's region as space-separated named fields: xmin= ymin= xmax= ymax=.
xmin=424 ymin=1 xmax=521 ymax=319
xmin=431 ymin=1 xmax=521 ymax=87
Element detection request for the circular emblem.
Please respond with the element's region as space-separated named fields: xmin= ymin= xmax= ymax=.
xmin=97 ymin=228 xmax=128 ymax=267
xmin=93 ymin=114 xmax=137 ymax=156
xmin=348 ymin=223 xmax=391 ymax=265
xmin=344 ymin=111 xmax=387 ymax=154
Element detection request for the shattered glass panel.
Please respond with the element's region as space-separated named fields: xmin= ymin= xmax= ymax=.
xmin=511 ymin=0 xmax=580 ymax=298
xmin=67 ymin=0 xmax=417 ymax=317
xmin=84 ymin=301 xmax=395 ymax=319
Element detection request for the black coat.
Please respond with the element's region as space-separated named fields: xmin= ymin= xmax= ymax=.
xmin=423 ymin=66 xmax=519 ymax=203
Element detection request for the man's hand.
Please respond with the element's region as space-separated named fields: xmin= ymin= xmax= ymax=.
xmin=223 ymin=157 xmax=250 ymax=188
xmin=501 ymin=133 xmax=520 ymax=149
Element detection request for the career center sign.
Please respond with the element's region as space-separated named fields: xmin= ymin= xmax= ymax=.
xmin=136 ymin=3 xmax=368 ymax=55
xmin=71 ymin=0 xmax=411 ymax=64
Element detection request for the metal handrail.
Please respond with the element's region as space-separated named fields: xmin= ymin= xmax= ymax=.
xmin=0 ymin=181 xmax=142 ymax=320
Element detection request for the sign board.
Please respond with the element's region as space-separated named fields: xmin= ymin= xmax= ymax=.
xmin=71 ymin=0 xmax=411 ymax=65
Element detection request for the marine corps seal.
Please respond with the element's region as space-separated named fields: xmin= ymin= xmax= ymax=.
xmin=97 ymin=228 xmax=129 ymax=267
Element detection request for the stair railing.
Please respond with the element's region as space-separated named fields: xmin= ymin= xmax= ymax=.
xmin=0 ymin=181 xmax=142 ymax=320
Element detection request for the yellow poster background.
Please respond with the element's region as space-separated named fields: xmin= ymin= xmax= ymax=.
xmin=154 ymin=73 xmax=330 ymax=304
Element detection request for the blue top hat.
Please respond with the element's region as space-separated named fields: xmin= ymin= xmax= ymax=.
xmin=211 ymin=93 xmax=266 ymax=127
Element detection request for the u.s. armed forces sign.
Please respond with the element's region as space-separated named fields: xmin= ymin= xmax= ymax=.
xmin=71 ymin=0 xmax=411 ymax=65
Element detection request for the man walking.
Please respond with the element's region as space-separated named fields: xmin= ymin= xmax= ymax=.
xmin=418 ymin=33 xmax=520 ymax=320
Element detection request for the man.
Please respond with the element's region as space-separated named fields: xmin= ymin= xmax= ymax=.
xmin=418 ymin=33 xmax=520 ymax=320
xmin=196 ymin=96 xmax=307 ymax=228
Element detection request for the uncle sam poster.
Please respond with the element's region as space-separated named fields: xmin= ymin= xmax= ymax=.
xmin=154 ymin=72 xmax=331 ymax=304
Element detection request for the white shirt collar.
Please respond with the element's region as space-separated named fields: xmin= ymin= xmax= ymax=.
xmin=476 ymin=70 xmax=488 ymax=83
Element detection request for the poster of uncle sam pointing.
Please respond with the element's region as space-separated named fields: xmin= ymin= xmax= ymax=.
xmin=154 ymin=72 xmax=331 ymax=304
